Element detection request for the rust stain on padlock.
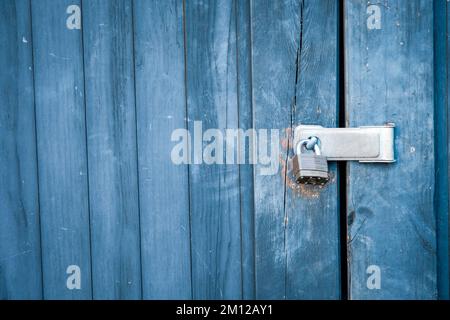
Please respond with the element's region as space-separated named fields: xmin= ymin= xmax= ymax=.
xmin=279 ymin=128 xmax=333 ymax=198
xmin=281 ymin=157 xmax=335 ymax=198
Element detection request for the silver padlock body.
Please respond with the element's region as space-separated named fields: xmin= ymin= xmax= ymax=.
xmin=293 ymin=153 xmax=329 ymax=185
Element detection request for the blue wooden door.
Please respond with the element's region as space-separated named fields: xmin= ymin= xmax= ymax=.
xmin=345 ymin=0 xmax=438 ymax=299
xmin=0 ymin=0 xmax=448 ymax=300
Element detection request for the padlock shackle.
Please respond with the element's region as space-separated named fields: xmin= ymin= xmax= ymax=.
xmin=296 ymin=139 xmax=321 ymax=156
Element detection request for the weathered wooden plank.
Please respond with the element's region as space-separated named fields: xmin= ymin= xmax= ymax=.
xmin=251 ymin=0 xmax=298 ymax=299
xmin=434 ymin=0 xmax=449 ymax=300
xmin=286 ymin=0 xmax=340 ymax=299
xmin=345 ymin=0 xmax=437 ymax=299
xmin=444 ymin=0 xmax=450 ymax=300
xmin=133 ymin=0 xmax=191 ymax=299
xmin=82 ymin=0 xmax=141 ymax=299
xmin=432 ymin=0 xmax=449 ymax=300
xmin=251 ymin=0 xmax=340 ymax=299
xmin=185 ymin=0 xmax=242 ymax=299
xmin=0 ymin=0 xmax=42 ymax=299
xmin=31 ymin=0 xmax=92 ymax=299
xmin=236 ymin=0 xmax=256 ymax=299
xmin=251 ymin=0 xmax=297 ymax=299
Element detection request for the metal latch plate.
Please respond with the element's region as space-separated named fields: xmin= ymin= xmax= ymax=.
xmin=293 ymin=124 xmax=395 ymax=162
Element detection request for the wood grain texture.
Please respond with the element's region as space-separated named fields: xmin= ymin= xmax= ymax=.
xmin=82 ymin=0 xmax=141 ymax=299
xmin=251 ymin=0 xmax=298 ymax=299
xmin=434 ymin=0 xmax=449 ymax=300
xmin=236 ymin=0 xmax=256 ymax=299
xmin=345 ymin=0 xmax=437 ymax=299
xmin=445 ymin=0 xmax=450 ymax=300
xmin=185 ymin=0 xmax=243 ymax=299
xmin=133 ymin=0 xmax=192 ymax=299
xmin=251 ymin=0 xmax=340 ymax=299
xmin=31 ymin=0 xmax=92 ymax=299
xmin=0 ymin=0 xmax=42 ymax=299
xmin=286 ymin=0 xmax=340 ymax=299
xmin=2 ymin=0 xmax=448 ymax=301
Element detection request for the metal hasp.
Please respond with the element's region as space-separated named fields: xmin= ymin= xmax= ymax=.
xmin=293 ymin=123 xmax=395 ymax=163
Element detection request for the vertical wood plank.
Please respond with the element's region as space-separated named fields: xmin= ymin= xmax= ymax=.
xmin=251 ymin=0 xmax=298 ymax=299
xmin=345 ymin=0 xmax=437 ymax=299
xmin=434 ymin=0 xmax=449 ymax=300
xmin=82 ymin=0 xmax=141 ymax=299
xmin=445 ymin=0 xmax=450 ymax=300
xmin=31 ymin=0 xmax=92 ymax=299
xmin=251 ymin=0 xmax=340 ymax=299
xmin=185 ymin=0 xmax=242 ymax=299
xmin=0 ymin=0 xmax=42 ymax=299
xmin=236 ymin=0 xmax=256 ymax=299
xmin=286 ymin=0 xmax=340 ymax=299
xmin=134 ymin=0 xmax=192 ymax=299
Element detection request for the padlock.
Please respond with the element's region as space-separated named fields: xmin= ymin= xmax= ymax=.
xmin=293 ymin=138 xmax=329 ymax=185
